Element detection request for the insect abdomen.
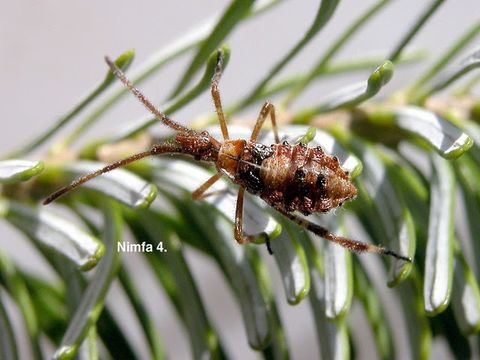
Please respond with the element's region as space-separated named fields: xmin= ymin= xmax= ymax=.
xmin=236 ymin=142 xmax=357 ymax=215
xmin=235 ymin=142 xmax=274 ymax=193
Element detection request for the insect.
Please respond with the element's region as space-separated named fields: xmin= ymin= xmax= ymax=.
xmin=44 ymin=51 xmax=411 ymax=262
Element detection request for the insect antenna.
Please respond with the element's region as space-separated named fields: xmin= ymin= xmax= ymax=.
xmin=44 ymin=56 xmax=198 ymax=206
xmin=104 ymin=56 xmax=190 ymax=133
xmin=43 ymin=142 xmax=181 ymax=205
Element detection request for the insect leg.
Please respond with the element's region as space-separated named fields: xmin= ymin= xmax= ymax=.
xmin=234 ymin=187 xmax=273 ymax=254
xmin=279 ymin=210 xmax=412 ymax=262
xmin=250 ymin=102 xmax=280 ymax=143
xmin=192 ymin=172 xmax=224 ymax=200
xmin=210 ymin=51 xmax=230 ymax=140
xmin=195 ymin=188 xmax=231 ymax=200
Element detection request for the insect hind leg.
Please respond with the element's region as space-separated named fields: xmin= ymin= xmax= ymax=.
xmin=279 ymin=210 xmax=412 ymax=262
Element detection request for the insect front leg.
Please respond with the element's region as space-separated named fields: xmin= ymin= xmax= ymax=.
xmin=192 ymin=172 xmax=229 ymax=200
xmin=234 ymin=187 xmax=273 ymax=254
xmin=210 ymin=51 xmax=230 ymax=140
xmin=278 ymin=210 xmax=412 ymax=262
xmin=250 ymin=102 xmax=280 ymax=144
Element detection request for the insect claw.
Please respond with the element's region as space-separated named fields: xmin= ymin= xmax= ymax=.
xmin=266 ymin=237 xmax=273 ymax=255
xmin=257 ymin=232 xmax=273 ymax=255
xmin=381 ymin=248 xmax=413 ymax=262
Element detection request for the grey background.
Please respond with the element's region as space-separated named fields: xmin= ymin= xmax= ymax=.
xmin=1 ymin=1 xmax=479 ymax=359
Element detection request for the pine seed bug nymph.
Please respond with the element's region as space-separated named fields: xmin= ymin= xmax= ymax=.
xmin=43 ymin=50 xmax=412 ymax=262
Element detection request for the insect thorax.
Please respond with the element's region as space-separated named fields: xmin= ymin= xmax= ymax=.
xmin=217 ymin=139 xmax=247 ymax=179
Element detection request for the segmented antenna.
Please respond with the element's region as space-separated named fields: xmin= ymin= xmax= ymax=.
xmin=43 ymin=143 xmax=180 ymax=205
xmin=104 ymin=56 xmax=190 ymax=133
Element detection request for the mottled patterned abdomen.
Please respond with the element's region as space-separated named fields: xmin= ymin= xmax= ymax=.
xmin=234 ymin=141 xmax=357 ymax=215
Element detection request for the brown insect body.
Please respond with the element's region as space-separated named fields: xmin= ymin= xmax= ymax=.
xmin=217 ymin=140 xmax=357 ymax=215
xmin=43 ymin=53 xmax=411 ymax=262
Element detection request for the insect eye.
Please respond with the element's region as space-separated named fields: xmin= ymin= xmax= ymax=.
xmin=282 ymin=140 xmax=289 ymax=145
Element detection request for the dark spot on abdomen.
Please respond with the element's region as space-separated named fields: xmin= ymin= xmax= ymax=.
xmin=316 ymin=174 xmax=327 ymax=189
xmin=251 ymin=143 xmax=274 ymax=163
xmin=294 ymin=169 xmax=306 ymax=181
xmin=239 ymin=168 xmax=264 ymax=193
xmin=237 ymin=142 xmax=274 ymax=194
